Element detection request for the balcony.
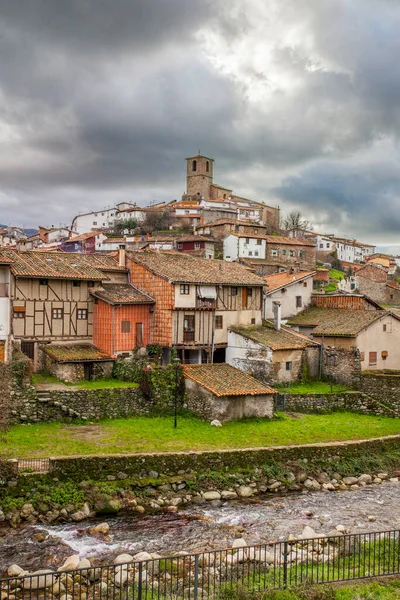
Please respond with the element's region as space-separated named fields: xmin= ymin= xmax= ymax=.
xmin=183 ymin=329 xmax=195 ymax=342
xmin=196 ymin=298 xmax=216 ymax=309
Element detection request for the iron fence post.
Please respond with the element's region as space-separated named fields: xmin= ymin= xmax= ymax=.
xmin=283 ymin=541 xmax=288 ymax=588
xmin=194 ymin=554 xmax=199 ymax=600
xmin=138 ymin=562 xmax=143 ymax=600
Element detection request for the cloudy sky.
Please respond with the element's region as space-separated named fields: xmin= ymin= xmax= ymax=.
xmin=1 ymin=0 xmax=400 ymax=247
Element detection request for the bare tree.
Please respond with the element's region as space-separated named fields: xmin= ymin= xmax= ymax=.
xmin=282 ymin=211 xmax=313 ymax=233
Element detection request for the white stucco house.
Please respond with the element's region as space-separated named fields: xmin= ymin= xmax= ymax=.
xmin=263 ymin=271 xmax=316 ymax=320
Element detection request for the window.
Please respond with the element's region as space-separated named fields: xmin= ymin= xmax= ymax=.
xmin=286 ymin=361 xmax=292 ymax=371
xmin=299 ymin=251 xmax=305 ymax=257
xmin=369 ymin=351 xmax=377 ymax=366
xmin=327 ymin=243 xmax=330 ymax=249
xmin=383 ymin=324 xmax=387 ymax=332
xmin=290 ymin=250 xmax=294 ymax=257
xmin=177 ymin=243 xmax=183 ymax=249
xmin=231 ymin=287 xmax=238 ymax=296
xmin=88 ymin=281 xmax=95 ymax=287
xmin=382 ymin=351 xmax=388 ymax=360
xmin=121 ymin=320 xmax=131 ymax=333
xmin=296 ymin=296 xmax=302 ymax=307
xmin=271 ymin=249 xmax=277 ymax=256
xmin=72 ymin=280 xmax=81 ymax=287
xmin=282 ymin=249 xmax=286 ymax=255
xmin=101 ymin=212 xmax=104 ymax=216
xmin=247 ymin=288 xmax=253 ymax=296
xmin=93 ymin=221 xmax=97 ymax=225
xmin=13 ymin=308 xmax=25 ymax=319
xmin=245 ymin=238 xmax=250 ymax=244
xmin=52 ymin=308 xmax=63 ymax=319
xmin=136 ymin=322 xmax=144 ymax=346
xmin=192 ymin=160 xmax=197 ymax=172
xmin=194 ymin=243 xmax=200 ymax=250
xmin=180 ymin=284 xmax=190 ymax=295
xmin=303 ymin=281 xmax=307 ymax=287
xmin=206 ymin=161 xmax=209 ymax=172
xmin=39 ymin=279 xmax=48 ymax=286
xmin=215 ymin=315 xmax=223 ymax=329
xmin=251 ymin=318 xmax=256 ymax=325
xmin=319 ymin=244 xmax=323 ymax=249
xmin=248 ymin=251 xmax=253 ymax=256
xmin=390 ymin=294 xmax=394 ymax=300
xmin=256 ymin=239 xmax=262 ymax=245
xmin=255 ymin=251 xmax=259 ymax=257
xmin=77 ymin=309 xmax=88 ymax=320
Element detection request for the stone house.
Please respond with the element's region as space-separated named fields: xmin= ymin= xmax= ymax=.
xmin=226 ymin=321 xmax=320 ymax=384
xmin=223 ymin=234 xmax=316 ymax=274
xmin=184 ymin=363 xmax=276 ymax=421
xmin=126 ymin=250 xmax=265 ymax=364
xmin=288 ymin=304 xmax=400 ymax=371
xmin=263 ymin=271 xmax=316 ymax=319
xmin=42 ymin=343 xmax=114 ymax=383
xmin=356 ymin=264 xmax=400 ymax=305
xmin=196 ymin=220 xmax=270 ymax=240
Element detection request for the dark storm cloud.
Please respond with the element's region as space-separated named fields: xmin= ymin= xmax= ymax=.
xmin=1 ymin=0 xmax=400 ymax=243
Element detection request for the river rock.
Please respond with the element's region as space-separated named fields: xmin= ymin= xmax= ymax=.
xmin=246 ymin=548 xmax=275 ymax=563
xmin=7 ymin=564 xmax=25 ymax=577
xmin=377 ymin=473 xmax=388 ymax=480
xmin=368 ymin=515 xmax=377 ymax=522
xmin=296 ymin=472 xmax=308 ymax=483
xmin=89 ymin=522 xmax=110 ymax=536
xmin=78 ymin=558 xmax=91 ymax=570
xmin=114 ymin=554 xmax=133 ymax=565
xmin=60 ymin=595 xmax=73 ymax=600
xmin=237 ymin=486 xmax=253 ymax=498
xmin=135 ymin=505 xmax=145 ymax=513
xmin=23 ymin=569 xmax=55 ymax=589
xmin=95 ymin=499 xmax=120 ymax=514
xmin=373 ymin=477 xmax=382 ymax=484
xmin=148 ymin=471 xmax=159 ymax=479
xmin=52 ymin=582 xmax=66 ymax=596
xmin=300 ymin=526 xmax=325 ymax=540
xmin=304 ymin=479 xmax=320 ymax=490
xmin=58 ymin=555 xmax=80 ymax=572
xmin=132 ymin=552 xmax=152 ymax=562
xmin=0 ymin=509 xmax=5 ymax=522
xmin=221 ymin=490 xmax=238 ymax=500
xmin=20 ymin=503 xmax=35 ymax=519
xmin=390 ymin=477 xmax=399 ymax=482
xmin=342 ymin=477 xmax=358 ymax=485
xmin=322 ymin=483 xmax=335 ymax=491
xmin=167 ymin=506 xmax=178 ymax=513
xmin=169 ymin=497 xmax=182 ymax=506
xmin=203 ymin=491 xmax=221 ymax=501
xmin=210 ymin=420 xmax=222 ymax=427
xmin=232 ymin=538 xmax=247 ymax=549
xmin=358 ymin=474 xmax=372 ymax=484
xmin=114 ymin=569 xmax=128 ymax=587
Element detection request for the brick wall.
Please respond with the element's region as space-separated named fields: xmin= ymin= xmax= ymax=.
xmin=127 ymin=259 xmax=174 ymax=347
xmin=93 ymin=300 xmax=151 ymax=355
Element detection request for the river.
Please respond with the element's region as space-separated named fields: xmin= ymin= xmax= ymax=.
xmin=1 ymin=481 xmax=399 ymax=575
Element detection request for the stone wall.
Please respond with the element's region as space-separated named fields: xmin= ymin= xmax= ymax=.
xmin=322 ymin=347 xmax=361 ymax=387
xmin=48 ymin=435 xmax=400 ymax=480
xmin=359 ymin=373 xmax=400 ymax=416
xmin=285 ymin=391 xmax=397 ymax=417
xmin=10 ymin=386 xmax=149 ymax=423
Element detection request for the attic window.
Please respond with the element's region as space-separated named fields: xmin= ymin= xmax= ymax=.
xmin=72 ymin=280 xmax=81 ymax=287
xmin=39 ymin=279 xmax=48 ymax=286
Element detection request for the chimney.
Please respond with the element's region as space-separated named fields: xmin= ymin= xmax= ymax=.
xmin=118 ymin=244 xmax=126 ymax=267
xmin=273 ymin=300 xmax=281 ymax=331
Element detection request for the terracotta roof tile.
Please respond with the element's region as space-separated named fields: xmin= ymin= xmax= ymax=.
xmin=65 ymin=232 xmax=103 ymax=242
xmin=288 ymin=307 xmax=386 ymax=336
xmin=264 ymin=271 xmax=315 ymax=293
xmin=183 ymin=363 xmax=276 ymax=396
xmin=197 ymin=219 xmax=265 ymax=228
xmin=231 ymin=234 xmax=315 ymax=246
xmin=231 ymin=322 xmax=319 ymax=350
xmin=128 ymin=251 xmax=265 ymax=285
xmin=90 ymin=283 xmax=154 ymax=305
xmin=42 ymin=344 xmax=112 ymax=362
xmin=0 ymin=249 xmax=107 ymax=280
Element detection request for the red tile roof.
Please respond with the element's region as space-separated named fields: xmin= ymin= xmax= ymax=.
xmin=288 ymin=307 xmax=387 ymax=336
xmin=264 ymin=271 xmax=316 ymax=292
xmin=183 ymin=363 xmax=276 ymax=396
xmin=90 ymin=283 xmax=154 ymax=305
xmin=231 ymin=322 xmax=319 ymax=350
xmin=231 ymin=234 xmax=315 ymax=246
xmin=42 ymin=344 xmax=112 ymax=362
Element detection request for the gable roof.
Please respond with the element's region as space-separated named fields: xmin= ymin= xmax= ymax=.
xmin=264 ymin=271 xmax=316 ymax=293
xmin=230 ymin=322 xmax=319 ymax=351
xmin=197 ymin=219 xmax=265 ymax=229
xmin=90 ymin=283 xmax=154 ymax=305
xmin=311 ymin=294 xmax=382 ymax=310
xmin=42 ymin=344 xmax=112 ymax=362
xmin=287 ymin=307 xmax=388 ymax=337
xmin=183 ymin=363 xmax=276 ymax=396
xmin=230 ymin=234 xmax=315 ymax=246
xmin=65 ymin=232 xmax=103 ymax=242
xmin=128 ymin=251 xmax=265 ymax=285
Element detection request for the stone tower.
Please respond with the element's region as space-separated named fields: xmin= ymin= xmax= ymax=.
xmin=186 ymin=154 xmax=214 ymax=199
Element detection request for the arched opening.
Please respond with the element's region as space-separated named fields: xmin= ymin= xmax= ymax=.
xmin=192 ymin=160 xmax=197 ymax=172
xmin=206 ymin=161 xmax=209 ymax=172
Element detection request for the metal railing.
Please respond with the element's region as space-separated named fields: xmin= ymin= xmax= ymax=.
xmin=1 ymin=529 xmax=400 ymax=598
xmin=17 ymin=458 xmax=50 ymax=474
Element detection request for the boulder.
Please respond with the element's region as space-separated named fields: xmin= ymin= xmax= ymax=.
xmin=300 ymin=526 xmax=325 ymax=540
xmin=237 ymin=486 xmax=253 ymax=498
xmin=377 ymin=473 xmax=388 ymax=480
xmin=57 ymin=555 xmax=80 ymax=572
xmin=114 ymin=569 xmax=128 ymax=587
xmin=358 ymin=474 xmax=372 ymax=485
xmin=342 ymin=477 xmax=358 ymax=485
xmin=95 ymin=499 xmax=120 ymax=515
xmin=232 ymin=538 xmax=247 ymax=549
xmin=148 ymin=471 xmax=159 ymax=479
xmin=169 ymin=497 xmax=182 ymax=507
xmin=203 ymin=491 xmax=221 ymax=501
xmin=114 ymin=554 xmax=133 ymax=565
xmin=210 ymin=420 xmax=222 ymax=427
xmin=77 ymin=558 xmax=91 ymax=570
xmin=20 ymin=503 xmax=35 ymax=519
xmin=132 ymin=552 xmax=152 ymax=562
xmin=22 ymin=569 xmax=55 ymax=590
xmin=7 ymin=564 xmax=25 ymax=577
xmin=89 ymin=522 xmax=110 ymax=536
xmin=221 ymin=491 xmax=238 ymax=500
xmin=304 ymin=479 xmax=320 ymax=490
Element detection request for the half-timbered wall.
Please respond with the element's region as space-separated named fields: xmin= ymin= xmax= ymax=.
xmin=11 ymin=277 xmax=96 ymax=342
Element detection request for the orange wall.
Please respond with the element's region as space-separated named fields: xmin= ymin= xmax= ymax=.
xmin=93 ymin=300 xmax=151 ymax=355
xmin=127 ymin=259 xmax=174 ymax=346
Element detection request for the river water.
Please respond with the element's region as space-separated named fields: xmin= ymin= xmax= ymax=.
xmin=1 ymin=482 xmax=399 ymax=575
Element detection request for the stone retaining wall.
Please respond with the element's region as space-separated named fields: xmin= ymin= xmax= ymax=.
xmin=285 ymin=391 xmax=397 ymax=417
xmin=11 ymin=387 xmax=148 ymax=423
xmin=48 ymin=435 xmax=400 ymax=480
xmin=359 ymin=373 xmax=400 ymax=416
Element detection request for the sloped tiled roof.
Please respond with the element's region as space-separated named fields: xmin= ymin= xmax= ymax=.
xmin=287 ymin=307 xmax=386 ymax=336
xmin=65 ymin=232 xmax=102 ymax=242
xmin=183 ymin=363 xmax=276 ymax=397
xmin=42 ymin=344 xmax=112 ymax=362
xmin=128 ymin=251 xmax=265 ymax=285
xmin=231 ymin=322 xmax=319 ymax=350
xmin=231 ymin=234 xmax=315 ymax=246
xmin=90 ymin=283 xmax=154 ymax=305
xmin=0 ymin=249 xmax=108 ymax=280
xmin=264 ymin=271 xmax=316 ymax=293
xmin=197 ymin=219 xmax=265 ymax=228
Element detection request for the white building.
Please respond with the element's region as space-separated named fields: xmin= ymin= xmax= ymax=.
xmin=71 ymin=202 xmax=145 ymax=235
xmin=223 ymin=234 xmax=266 ymax=261
xmin=0 ymin=258 xmax=11 ymax=362
xmin=263 ymin=271 xmax=315 ymax=320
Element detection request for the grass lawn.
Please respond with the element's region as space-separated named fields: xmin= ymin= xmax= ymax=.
xmin=31 ymin=373 xmax=138 ymax=389
xmin=2 ymin=412 xmax=400 ymax=458
xmin=329 ymin=268 xmax=345 ymax=280
xmin=277 ymin=381 xmax=351 ymax=394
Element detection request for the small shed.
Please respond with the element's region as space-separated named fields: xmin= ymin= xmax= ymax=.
xmin=41 ymin=343 xmax=114 ymax=382
xmin=183 ymin=363 xmax=276 ymax=421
